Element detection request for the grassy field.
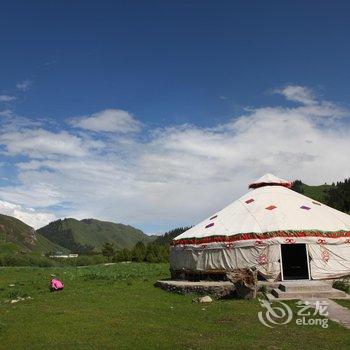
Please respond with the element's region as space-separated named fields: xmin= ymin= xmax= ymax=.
xmin=0 ymin=263 xmax=349 ymax=349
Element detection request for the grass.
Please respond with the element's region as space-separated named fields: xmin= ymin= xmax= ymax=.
xmin=300 ymin=183 xmax=331 ymax=203
xmin=0 ymin=243 xmax=19 ymax=255
xmin=335 ymin=300 xmax=350 ymax=309
xmin=0 ymin=263 xmax=350 ymax=349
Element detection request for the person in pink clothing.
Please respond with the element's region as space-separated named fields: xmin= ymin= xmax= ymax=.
xmin=50 ymin=278 xmax=64 ymax=292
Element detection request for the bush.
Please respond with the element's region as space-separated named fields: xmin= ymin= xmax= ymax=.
xmin=27 ymin=255 xmax=55 ymax=267
xmin=57 ymin=254 xmax=108 ymax=266
xmin=333 ymin=279 xmax=350 ymax=293
xmin=0 ymin=254 xmax=55 ymax=267
xmin=113 ymin=243 xmax=169 ymax=264
xmin=113 ymin=248 xmax=132 ymax=262
xmin=0 ymin=251 xmax=110 ymax=267
xmin=0 ymin=254 xmax=29 ymax=266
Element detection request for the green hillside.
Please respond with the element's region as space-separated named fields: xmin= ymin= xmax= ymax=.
xmin=292 ymin=178 xmax=350 ymax=213
xmin=292 ymin=180 xmax=331 ymax=202
xmin=38 ymin=218 xmax=152 ymax=253
xmin=32 ymin=233 xmax=69 ymax=254
xmin=0 ymin=214 xmax=66 ymax=254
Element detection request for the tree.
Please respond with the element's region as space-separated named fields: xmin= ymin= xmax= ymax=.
xmin=326 ymin=178 xmax=350 ymax=213
xmin=75 ymin=243 xmax=95 ymax=255
xmin=132 ymin=241 xmax=146 ymax=262
xmin=291 ymin=180 xmax=304 ymax=194
xmin=151 ymin=227 xmax=192 ymax=246
xmin=101 ymin=242 xmax=115 ymax=261
xmin=113 ymin=248 xmax=132 ymax=262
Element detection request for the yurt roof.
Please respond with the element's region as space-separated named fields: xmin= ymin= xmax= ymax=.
xmin=248 ymin=173 xmax=292 ymax=189
xmin=173 ymin=174 xmax=350 ymax=245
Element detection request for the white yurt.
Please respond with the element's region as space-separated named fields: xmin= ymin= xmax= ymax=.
xmin=170 ymin=174 xmax=350 ymax=281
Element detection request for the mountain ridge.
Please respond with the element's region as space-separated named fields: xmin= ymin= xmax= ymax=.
xmin=0 ymin=213 xmax=67 ymax=254
xmin=37 ymin=217 xmax=152 ymax=252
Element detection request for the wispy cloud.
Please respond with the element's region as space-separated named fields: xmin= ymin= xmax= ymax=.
xmin=0 ymin=95 xmax=16 ymax=102
xmin=0 ymin=85 xmax=349 ymax=231
xmin=0 ymin=129 xmax=103 ymax=158
xmin=0 ymin=109 xmax=14 ymax=118
xmin=70 ymin=109 xmax=142 ymax=133
xmin=274 ymin=85 xmax=316 ymax=105
xmin=16 ymin=80 xmax=32 ymax=92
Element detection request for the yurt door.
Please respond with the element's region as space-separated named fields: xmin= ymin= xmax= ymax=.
xmin=280 ymin=244 xmax=310 ymax=280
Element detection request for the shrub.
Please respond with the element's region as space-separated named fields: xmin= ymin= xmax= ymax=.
xmin=0 ymin=253 xmax=55 ymax=267
xmin=0 ymin=254 xmax=28 ymax=266
xmin=58 ymin=254 xmax=108 ymax=266
xmin=333 ymin=279 xmax=350 ymax=293
xmin=27 ymin=255 xmax=55 ymax=267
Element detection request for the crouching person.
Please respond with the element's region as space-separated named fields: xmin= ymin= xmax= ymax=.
xmin=50 ymin=278 xmax=64 ymax=292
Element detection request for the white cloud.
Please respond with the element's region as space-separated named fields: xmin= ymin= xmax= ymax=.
xmin=0 ymin=200 xmax=56 ymax=229
xmin=0 ymin=109 xmax=13 ymax=117
xmin=0 ymin=95 xmax=16 ymax=102
xmin=16 ymin=80 xmax=32 ymax=91
xmin=70 ymin=109 xmax=142 ymax=133
xmin=0 ymin=182 xmax=64 ymax=208
xmin=275 ymin=85 xmax=316 ymax=105
xmin=0 ymin=85 xmax=349 ymax=233
xmin=0 ymin=129 xmax=103 ymax=158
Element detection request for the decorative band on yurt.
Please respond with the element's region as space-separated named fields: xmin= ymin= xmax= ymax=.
xmin=171 ymin=230 xmax=350 ymax=246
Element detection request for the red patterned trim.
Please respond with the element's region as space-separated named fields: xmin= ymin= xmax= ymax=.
xmin=322 ymin=250 xmax=330 ymax=263
xmin=172 ymin=230 xmax=350 ymax=246
xmin=258 ymin=253 xmax=268 ymax=265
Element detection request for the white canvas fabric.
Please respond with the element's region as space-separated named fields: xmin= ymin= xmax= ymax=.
xmin=170 ymin=245 xmax=281 ymax=280
xmin=170 ymin=174 xmax=350 ymax=280
xmin=308 ymin=244 xmax=350 ymax=279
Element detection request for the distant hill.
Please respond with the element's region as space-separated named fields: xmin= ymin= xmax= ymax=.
xmin=292 ymin=178 xmax=350 ymax=213
xmin=292 ymin=180 xmax=331 ymax=203
xmin=0 ymin=214 xmax=66 ymax=254
xmin=37 ymin=218 xmax=152 ymax=253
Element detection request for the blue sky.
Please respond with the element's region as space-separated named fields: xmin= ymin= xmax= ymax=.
xmin=0 ymin=1 xmax=350 ymax=232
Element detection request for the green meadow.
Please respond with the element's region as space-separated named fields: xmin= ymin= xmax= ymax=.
xmin=0 ymin=263 xmax=349 ymax=349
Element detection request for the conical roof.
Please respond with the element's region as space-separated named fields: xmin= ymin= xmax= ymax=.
xmin=248 ymin=173 xmax=292 ymax=189
xmin=173 ymin=174 xmax=350 ymax=246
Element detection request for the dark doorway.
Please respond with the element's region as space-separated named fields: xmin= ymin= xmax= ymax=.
xmin=281 ymin=244 xmax=309 ymax=280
